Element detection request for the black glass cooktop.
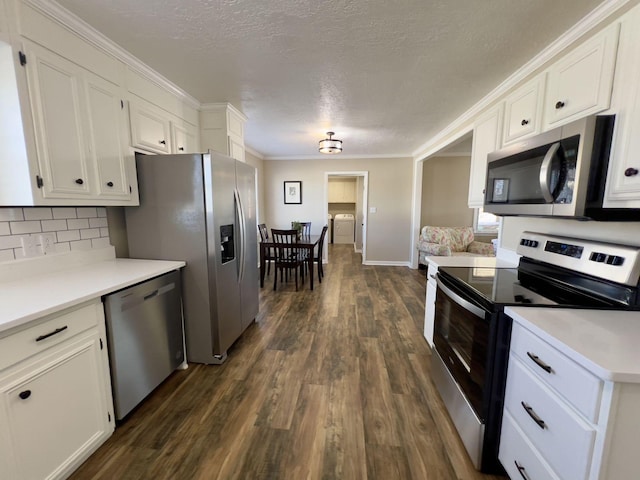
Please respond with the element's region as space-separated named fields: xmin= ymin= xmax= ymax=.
xmin=438 ymin=263 xmax=639 ymax=309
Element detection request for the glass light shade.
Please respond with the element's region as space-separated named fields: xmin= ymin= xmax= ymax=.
xmin=318 ymin=132 xmax=342 ymax=154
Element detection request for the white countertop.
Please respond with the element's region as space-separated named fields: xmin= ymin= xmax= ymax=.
xmin=425 ymin=255 xmax=517 ymax=269
xmin=506 ymin=306 xmax=640 ymax=383
xmin=0 ymin=248 xmax=185 ymax=334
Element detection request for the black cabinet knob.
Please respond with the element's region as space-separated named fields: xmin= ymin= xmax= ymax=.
xmin=555 ymin=101 xmax=565 ymax=109
xmin=159 ymin=140 xmax=166 ymax=145
xmin=624 ymin=168 xmax=639 ymax=177
xmin=521 ymin=119 xmax=529 ymax=126
xmin=178 ymin=147 xmax=184 ymax=151
xmin=106 ymin=181 xmax=114 ymax=187
xmin=75 ymin=178 xmax=84 ymax=185
xmin=19 ymin=390 xmax=31 ymax=400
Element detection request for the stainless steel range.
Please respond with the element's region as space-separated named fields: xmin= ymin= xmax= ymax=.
xmin=431 ymin=232 xmax=640 ymax=474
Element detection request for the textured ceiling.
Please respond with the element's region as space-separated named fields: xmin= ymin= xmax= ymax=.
xmin=57 ymin=0 xmax=605 ymax=159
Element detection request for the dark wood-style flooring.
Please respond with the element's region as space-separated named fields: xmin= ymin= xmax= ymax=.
xmin=71 ymin=244 xmax=505 ymax=480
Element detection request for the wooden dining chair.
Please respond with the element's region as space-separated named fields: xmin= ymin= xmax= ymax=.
xmin=313 ymin=225 xmax=329 ymax=283
xmin=292 ymin=221 xmax=312 ymax=236
xmin=271 ymin=229 xmax=305 ymax=291
xmin=258 ymin=223 xmax=276 ymax=275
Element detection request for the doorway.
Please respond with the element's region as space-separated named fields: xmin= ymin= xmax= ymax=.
xmin=324 ymin=171 xmax=368 ymax=264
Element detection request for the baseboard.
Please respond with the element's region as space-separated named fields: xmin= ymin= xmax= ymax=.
xmin=363 ymin=260 xmax=411 ymax=267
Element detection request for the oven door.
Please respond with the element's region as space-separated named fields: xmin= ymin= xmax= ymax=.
xmin=433 ymin=273 xmax=491 ymax=419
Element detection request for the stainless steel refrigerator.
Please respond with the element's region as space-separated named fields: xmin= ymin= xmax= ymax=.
xmin=125 ymin=151 xmax=259 ymax=364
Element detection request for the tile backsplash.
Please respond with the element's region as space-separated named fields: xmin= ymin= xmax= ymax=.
xmin=0 ymin=207 xmax=111 ymax=262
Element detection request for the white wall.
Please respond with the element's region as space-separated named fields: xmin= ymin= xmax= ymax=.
xmin=263 ymin=157 xmax=413 ymax=264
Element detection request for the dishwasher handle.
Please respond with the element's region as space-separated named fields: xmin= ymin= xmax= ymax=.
xmin=118 ymin=282 xmax=177 ymax=313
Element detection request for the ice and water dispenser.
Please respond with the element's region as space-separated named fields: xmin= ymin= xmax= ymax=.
xmin=220 ymin=224 xmax=235 ymax=263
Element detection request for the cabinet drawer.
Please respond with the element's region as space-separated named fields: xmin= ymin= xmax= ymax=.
xmin=0 ymin=302 xmax=99 ymax=371
xmin=510 ymin=322 xmax=603 ymax=422
xmin=499 ymin=411 xmax=560 ymax=480
xmin=505 ymin=355 xmax=595 ymax=480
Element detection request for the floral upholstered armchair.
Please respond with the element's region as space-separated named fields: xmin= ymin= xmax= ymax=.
xmin=417 ymin=226 xmax=495 ymax=266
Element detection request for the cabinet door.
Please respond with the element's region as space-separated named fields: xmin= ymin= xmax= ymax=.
xmin=23 ymin=41 xmax=92 ymax=198
xmin=605 ymin=8 xmax=640 ymax=204
xmin=544 ymin=22 xmax=619 ymax=129
xmin=343 ymin=180 xmax=357 ymax=202
xmin=130 ymin=102 xmax=171 ymax=154
xmin=172 ymin=122 xmax=198 ymax=154
xmin=424 ymin=281 xmax=436 ymax=347
xmin=85 ymin=72 xmax=130 ymax=199
xmin=328 ymin=181 xmax=341 ymax=202
xmin=228 ymin=135 xmax=245 ymax=162
xmin=0 ymin=333 xmax=111 ymax=480
xmin=468 ymin=104 xmax=503 ymax=208
xmin=503 ymin=75 xmax=545 ymax=145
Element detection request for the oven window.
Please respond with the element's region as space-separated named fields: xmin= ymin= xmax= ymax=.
xmin=433 ymin=286 xmax=490 ymax=419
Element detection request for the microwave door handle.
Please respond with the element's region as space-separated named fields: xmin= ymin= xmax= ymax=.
xmin=539 ymin=142 xmax=561 ymax=202
xmin=435 ymin=275 xmax=486 ymax=318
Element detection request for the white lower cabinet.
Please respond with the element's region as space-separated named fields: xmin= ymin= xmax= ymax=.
xmin=500 ymin=321 xmax=640 ymax=479
xmin=423 ymin=263 xmax=437 ymax=347
xmin=0 ymin=301 xmax=114 ymax=480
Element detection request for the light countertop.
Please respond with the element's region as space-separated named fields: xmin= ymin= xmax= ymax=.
xmin=506 ymin=306 xmax=640 ymax=383
xmin=0 ymin=248 xmax=185 ymax=334
xmin=425 ymin=255 xmax=517 ymax=269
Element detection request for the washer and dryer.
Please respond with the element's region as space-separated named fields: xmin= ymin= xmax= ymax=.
xmin=333 ymin=214 xmax=355 ymax=244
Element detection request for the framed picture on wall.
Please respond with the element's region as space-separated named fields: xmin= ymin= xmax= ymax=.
xmin=284 ymin=181 xmax=302 ymax=204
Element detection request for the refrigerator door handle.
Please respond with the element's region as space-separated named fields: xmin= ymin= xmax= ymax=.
xmin=234 ymin=188 xmax=246 ymax=282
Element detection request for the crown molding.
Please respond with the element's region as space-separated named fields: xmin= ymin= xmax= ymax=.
xmin=23 ymin=0 xmax=201 ymax=110
xmin=412 ymin=0 xmax=634 ymax=161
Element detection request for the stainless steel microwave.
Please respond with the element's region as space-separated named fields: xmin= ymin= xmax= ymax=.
xmin=483 ymin=114 xmax=633 ymax=220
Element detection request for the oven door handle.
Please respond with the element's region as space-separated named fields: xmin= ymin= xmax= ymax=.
xmin=435 ymin=275 xmax=486 ymax=318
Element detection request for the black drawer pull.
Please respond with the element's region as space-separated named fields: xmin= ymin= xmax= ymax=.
xmin=521 ymin=401 xmax=546 ymax=429
xmin=35 ymin=325 xmax=68 ymax=342
xmin=106 ymin=181 xmax=114 ymax=187
xmin=159 ymin=139 xmax=166 ymax=145
xmin=19 ymin=390 xmax=32 ymax=400
xmin=527 ymin=351 xmax=552 ymax=373
xmin=514 ymin=460 xmax=529 ymax=480
xmin=520 ymin=119 xmax=529 ymax=126
xmin=75 ymin=178 xmax=84 ymax=185
xmin=625 ymin=168 xmax=639 ymax=177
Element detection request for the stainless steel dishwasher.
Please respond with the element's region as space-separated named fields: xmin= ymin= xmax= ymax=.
xmin=104 ymin=270 xmax=184 ymax=420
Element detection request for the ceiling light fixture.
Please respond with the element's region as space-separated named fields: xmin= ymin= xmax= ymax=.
xmin=318 ymin=131 xmax=342 ymax=154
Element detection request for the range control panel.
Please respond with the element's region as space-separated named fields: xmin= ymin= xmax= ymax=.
xmin=517 ymin=232 xmax=640 ymax=286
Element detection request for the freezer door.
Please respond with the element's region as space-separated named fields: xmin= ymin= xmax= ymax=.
xmin=205 ymin=153 xmax=243 ymax=355
xmin=235 ymin=160 xmax=259 ymax=330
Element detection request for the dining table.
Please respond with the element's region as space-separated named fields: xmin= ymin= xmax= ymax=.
xmin=260 ymin=234 xmax=321 ymax=290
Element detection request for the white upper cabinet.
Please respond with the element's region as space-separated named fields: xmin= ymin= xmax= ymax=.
xmin=468 ymin=104 xmax=503 ymax=208
xmin=24 ymin=41 xmax=92 ymax=199
xmin=543 ymin=22 xmax=620 ymax=129
xmin=129 ymin=101 xmax=171 ymax=154
xmin=604 ymin=6 xmax=640 ymax=206
xmin=328 ymin=179 xmax=357 ymax=203
xmin=171 ymin=121 xmax=198 ymax=154
xmin=200 ymin=103 xmax=247 ymax=161
xmin=85 ymin=72 xmax=131 ymax=199
xmin=502 ymin=74 xmax=545 ymax=145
